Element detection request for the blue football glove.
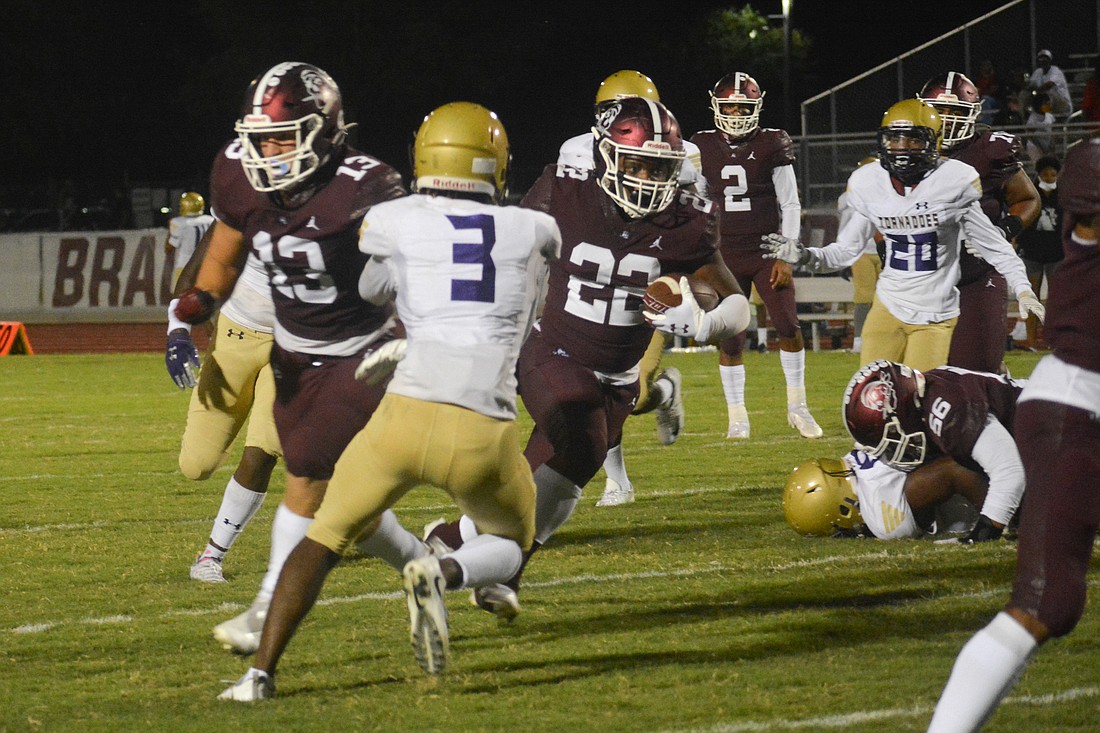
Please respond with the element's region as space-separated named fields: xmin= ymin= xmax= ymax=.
xmin=166 ymin=328 xmax=200 ymax=389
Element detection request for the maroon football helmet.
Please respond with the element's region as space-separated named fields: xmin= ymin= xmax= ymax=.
xmin=1059 ymin=138 xmax=1100 ymax=219
xmin=842 ymin=360 xmax=927 ymax=469
xmin=235 ymin=62 xmax=348 ymax=193
xmin=918 ymin=72 xmax=981 ymax=150
xmin=709 ymin=72 xmax=764 ymax=138
xmin=594 ymin=97 xmax=685 ymax=218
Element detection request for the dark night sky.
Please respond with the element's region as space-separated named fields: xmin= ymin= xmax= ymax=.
xmin=0 ymin=0 xmax=1066 ymax=209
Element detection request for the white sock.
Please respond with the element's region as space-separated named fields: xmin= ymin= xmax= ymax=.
xmin=928 ymin=612 xmax=1039 ymax=732
xmin=205 ymin=478 xmax=267 ymax=559
xmin=602 ymin=444 xmax=631 ymax=490
xmin=533 ymin=464 xmax=583 ymax=545
xmin=650 ymin=376 xmax=673 ymax=407
xmin=719 ymin=364 xmax=746 ymax=406
xmin=258 ymin=504 xmax=313 ymax=601
xmin=355 ymin=509 xmax=427 ymax=572
xmin=448 ymin=534 xmax=523 ymax=588
xmin=780 ymin=349 xmax=807 ymax=406
xmin=756 ymin=327 xmax=767 ymax=343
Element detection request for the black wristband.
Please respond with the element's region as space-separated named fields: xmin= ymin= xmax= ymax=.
xmin=997 ymin=215 xmax=1024 ymax=241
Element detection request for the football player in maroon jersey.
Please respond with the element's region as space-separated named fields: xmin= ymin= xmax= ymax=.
xmin=173 ymin=62 xmax=428 ymax=657
xmin=918 ymin=72 xmax=1041 ymax=373
xmin=927 ymin=138 xmax=1100 ymax=733
xmin=843 ymin=359 xmax=1026 ymax=545
xmin=691 ymin=72 xmax=823 ymax=440
xmin=428 ymin=97 xmax=751 ymax=619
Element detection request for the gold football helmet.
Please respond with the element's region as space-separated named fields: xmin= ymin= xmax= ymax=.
xmin=783 ymin=458 xmax=863 ymax=537
xmin=412 ymin=102 xmax=510 ymax=201
xmin=178 ymin=192 xmax=205 ymax=217
xmin=877 ymin=99 xmax=943 ymax=185
xmin=595 ymin=70 xmax=660 ymax=110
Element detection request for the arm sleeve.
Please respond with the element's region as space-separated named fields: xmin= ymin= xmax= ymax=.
xmin=961 ymin=200 xmax=1032 ymax=296
xmin=772 ymin=165 xmax=802 ymax=240
xmin=970 ymin=416 xmax=1025 ymax=526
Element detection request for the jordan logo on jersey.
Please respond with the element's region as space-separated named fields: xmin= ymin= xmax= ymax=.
xmin=306 ymin=216 xmax=320 ymax=230
xmin=747 ymin=151 xmax=756 ymax=160
xmin=650 ymin=237 xmax=663 ymax=250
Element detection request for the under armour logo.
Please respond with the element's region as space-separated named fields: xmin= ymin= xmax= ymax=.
xmin=747 ymin=151 xmax=756 ymax=160
xmin=914 ymin=201 xmax=929 ymax=210
xmin=226 ymin=328 xmax=245 ymax=340
xmin=222 ymin=518 xmax=243 ymax=531
xmin=306 ymin=216 xmax=320 ymax=230
xmin=650 ymin=237 xmax=663 ymax=250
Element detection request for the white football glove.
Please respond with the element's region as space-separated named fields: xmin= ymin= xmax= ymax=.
xmin=354 ymin=339 xmax=407 ymax=385
xmin=760 ymin=233 xmax=809 ymax=265
xmin=643 ymin=277 xmax=715 ymax=342
xmin=1017 ymin=290 xmax=1045 ymax=324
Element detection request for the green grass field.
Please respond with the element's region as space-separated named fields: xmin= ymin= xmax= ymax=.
xmin=2 ymin=349 xmax=1097 ymax=732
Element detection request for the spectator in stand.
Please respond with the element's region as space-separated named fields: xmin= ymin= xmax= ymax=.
xmin=973 ymin=59 xmax=1003 ymax=125
xmin=1027 ymin=49 xmax=1072 ymax=119
xmin=1079 ymin=55 xmax=1100 ymax=127
xmin=1024 ymin=91 xmax=1056 ymax=164
xmin=1015 ymin=155 xmax=1063 ymax=350
xmin=992 ymin=91 xmax=1025 ymax=128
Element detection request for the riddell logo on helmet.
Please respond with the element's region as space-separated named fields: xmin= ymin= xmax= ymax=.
xmin=431 ymin=178 xmax=477 ymax=191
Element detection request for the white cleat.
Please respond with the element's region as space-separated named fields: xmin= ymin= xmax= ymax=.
xmin=217 ymin=669 xmax=274 ymax=702
xmin=213 ymin=598 xmax=269 ymax=655
xmin=190 ymin=555 xmax=228 ymax=584
xmin=788 ymin=403 xmax=824 ymax=439
xmin=403 ymin=555 xmax=450 ymax=675
xmin=596 ymin=478 xmax=635 ymax=507
xmin=727 ymin=404 xmax=750 ymax=440
xmin=470 ymin=583 xmax=521 ymax=623
xmin=654 ymin=368 xmax=685 ymax=445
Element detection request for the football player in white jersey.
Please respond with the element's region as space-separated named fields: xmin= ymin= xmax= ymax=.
xmin=219 ymin=102 xmax=562 ymax=700
xmin=167 ymin=224 xmax=282 ymax=585
xmin=762 ymin=99 xmax=1044 ymax=372
xmin=555 ymin=70 xmax=696 ymax=507
xmin=783 ymin=451 xmax=988 ymax=541
xmin=164 ymin=192 xmax=215 ymax=289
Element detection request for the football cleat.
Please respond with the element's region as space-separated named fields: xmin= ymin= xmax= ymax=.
xmin=596 ymin=478 xmax=635 ymax=507
xmin=470 ymin=583 xmax=521 ymax=623
xmin=788 ymin=403 xmax=824 ymax=439
xmin=654 ymin=367 xmax=685 ymax=445
xmin=956 ymin=515 xmax=1004 ymax=545
xmin=403 ymin=556 xmax=450 ymax=675
xmin=190 ymin=555 xmax=227 ymax=584
xmin=213 ymin=598 xmax=269 ymax=655
xmin=727 ymin=404 xmax=750 ymax=439
xmin=217 ymin=669 xmax=274 ymax=702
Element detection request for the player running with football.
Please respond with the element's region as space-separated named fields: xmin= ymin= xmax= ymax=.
xmin=427 ymin=96 xmax=750 ymax=619
xmin=692 ymin=71 xmax=822 ymax=440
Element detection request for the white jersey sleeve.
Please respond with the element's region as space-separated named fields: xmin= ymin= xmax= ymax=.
xmin=220 ymin=251 xmax=275 ymax=333
xmin=359 ymin=195 xmax=561 ymax=419
xmin=959 ymin=200 xmax=1032 ymax=297
xmin=168 ymin=214 xmax=214 ymax=268
xmin=773 ymin=164 xmax=801 ymax=240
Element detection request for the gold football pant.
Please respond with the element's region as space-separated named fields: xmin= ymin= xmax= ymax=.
xmin=309 ymin=394 xmax=536 ymax=554
xmin=633 ymin=331 xmax=671 ymax=415
xmin=859 ymin=295 xmax=956 ymax=373
xmin=178 ymin=312 xmax=280 ymax=480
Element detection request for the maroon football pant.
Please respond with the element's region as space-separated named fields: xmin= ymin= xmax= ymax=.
xmin=720 ymin=251 xmax=799 ymax=357
xmin=518 ymin=330 xmax=639 ymax=488
xmin=270 ymin=344 xmax=389 ymax=480
xmin=1011 ymin=399 xmax=1100 ymax=637
xmin=949 ymin=270 xmax=1008 ymax=372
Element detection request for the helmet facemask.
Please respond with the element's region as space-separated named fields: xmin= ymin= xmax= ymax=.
xmin=923 ymin=98 xmax=980 ymax=150
xmin=710 ymin=94 xmax=763 ymax=138
xmin=857 ymin=416 xmax=927 ymax=469
xmin=596 ymin=136 xmax=684 ymax=218
xmin=236 ymin=113 xmax=328 ymax=193
xmin=877 ymin=126 xmax=939 ymax=185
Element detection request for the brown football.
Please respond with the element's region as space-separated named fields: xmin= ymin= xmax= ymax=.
xmin=643 ymin=274 xmax=720 ymax=314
